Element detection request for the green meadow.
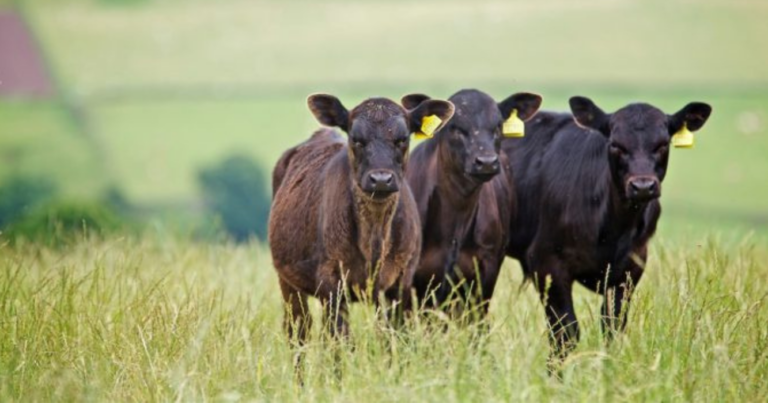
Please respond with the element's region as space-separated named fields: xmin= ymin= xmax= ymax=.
xmin=3 ymin=0 xmax=767 ymax=239
xmin=1 ymin=237 xmax=766 ymax=401
xmin=1 ymin=0 xmax=767 ymax=401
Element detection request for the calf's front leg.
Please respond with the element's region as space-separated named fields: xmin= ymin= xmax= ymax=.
xmin=601 ymin=248 xmax=645 ymax=340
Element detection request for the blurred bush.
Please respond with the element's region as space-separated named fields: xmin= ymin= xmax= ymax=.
xmin=198 ymin=154 xmax=270 ymax=242
xmin=2 ymin=201 xmax=127 ymax=246
xmin=0 ymin=174 xmax=135 ymax=246
xmin=0 ymin=175 xmax=57 ymax=229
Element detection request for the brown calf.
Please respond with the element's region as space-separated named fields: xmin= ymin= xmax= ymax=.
xmin=268 ymin=94 xmax=454 ymax=343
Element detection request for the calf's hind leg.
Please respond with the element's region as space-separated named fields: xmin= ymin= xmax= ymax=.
xmin=316 ymin=270 xmax=350 ymax=339
xmin=531 ymin=256 xmax=579 ymax=365
xmin=279 ymin=278 xmax=312 ymax=346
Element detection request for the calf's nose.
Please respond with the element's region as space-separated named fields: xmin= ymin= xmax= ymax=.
xmin=475 ymin=155 xmax=499 ymax=168
xmin=628 ymin=177 xmax=659 ymax=199
xmin=365 ymin=170 xmax=398 ymax=195
xmin=472 ymin=154 xmax=500 ymax=177
xmin=370 ymin=171 xmax=394 ymax=186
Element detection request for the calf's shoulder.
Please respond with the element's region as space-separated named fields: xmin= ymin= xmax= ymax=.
xmin=405 ymin=140 xmax=439 ymax=225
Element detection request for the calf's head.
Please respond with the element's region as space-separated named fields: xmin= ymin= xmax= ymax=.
xmin=570 ymin=96 xmax=712 ymax=203
xmin=402 ymin=89 xmax=541 ymax=182
xmin=308 ymin=94 xmax=454 ymax=199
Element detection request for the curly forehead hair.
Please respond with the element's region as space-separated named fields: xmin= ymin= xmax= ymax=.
xmin=349 ymin=98 xmax=406 ymax=123
xmin=612 ymin=103 xmax=667 ymax=130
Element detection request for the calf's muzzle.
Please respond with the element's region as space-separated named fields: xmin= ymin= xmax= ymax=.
xmin=364 ymin=169 xmax=398 ymax=196
xmin=626 ymin=176 xmax=660 ymax=201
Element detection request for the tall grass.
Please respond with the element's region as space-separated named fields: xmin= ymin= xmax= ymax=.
xmin=0 ymin=235 xmax=766 ymax=402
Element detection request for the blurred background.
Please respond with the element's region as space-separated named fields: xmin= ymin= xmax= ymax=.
xmin=0 ymin=0 xmax=766 ymax=246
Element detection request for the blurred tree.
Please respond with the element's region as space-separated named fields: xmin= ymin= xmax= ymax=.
xmin=198 ymin=155 xmax=270 ymax=242
xmin=102 ymin=184 xmax=132 ymax=215
xmin=0 ymin=175 xmax=56 ymax=229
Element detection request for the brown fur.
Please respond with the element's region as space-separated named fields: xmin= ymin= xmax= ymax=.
xmin=269 ymin=95 xmax=454 ymax=343
xmin=408 ymin=147 xmax=514 ymax=312
xmin=270 ymin=128 xmax=421 ymax=341
xmin=403 ymin=90 xmax=541 ymax=315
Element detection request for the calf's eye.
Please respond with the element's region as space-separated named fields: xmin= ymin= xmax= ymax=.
xmin=609 ymin=143 xmax=627 ymax=155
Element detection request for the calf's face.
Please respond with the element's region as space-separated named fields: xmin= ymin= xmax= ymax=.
xmin=570 ymin=96 xmax=712 ymax=203
xmin=308 ymin=94 xmax=454 ymax=199
xmin=402 ymin=90 xmax=541 ymax=182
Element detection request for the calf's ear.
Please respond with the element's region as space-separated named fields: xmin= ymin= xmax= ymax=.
xmin=408 ymin=100 xmax=455 ymax=136
xmin=668 ymin=102 xmax=712 ymax=133
xmin=307 ymin=94 xmax=350 ymax=132
xmin=401 ymin=93 xmax=431 ymax=110
xmin=498 ymin=92 xmax=543 ymax=121
xmin=570 ymin=96 xmax=610 ymax=136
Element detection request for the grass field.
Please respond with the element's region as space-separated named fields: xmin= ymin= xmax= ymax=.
xmin=1 ymin=236 xmax=766 ymax=402
xmin=1 ymin=1 xmax=767 ymax=400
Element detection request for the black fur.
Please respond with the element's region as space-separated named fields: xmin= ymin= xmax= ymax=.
xmin=502 ymin=97 xmax=712 ymax=364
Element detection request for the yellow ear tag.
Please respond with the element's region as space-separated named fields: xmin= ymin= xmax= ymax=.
xmin=503 ymin=109 xmax=525 ymax=137
xmin=671 ymin=122 xmax=694 ymax=148
xmin=416 ymin=115 xmax=442 ymax=139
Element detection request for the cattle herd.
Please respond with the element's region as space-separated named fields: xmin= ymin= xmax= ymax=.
xmin=268 ymin=89 xmax=712 ymax=368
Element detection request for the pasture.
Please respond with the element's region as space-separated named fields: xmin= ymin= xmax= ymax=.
xmin=1 ymin=0 xmax=766 ymax=239
xmin=1 ymin=0 xmax=767 ymax=401
xmin=1 ymin=237 xmax=767 ymax=401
